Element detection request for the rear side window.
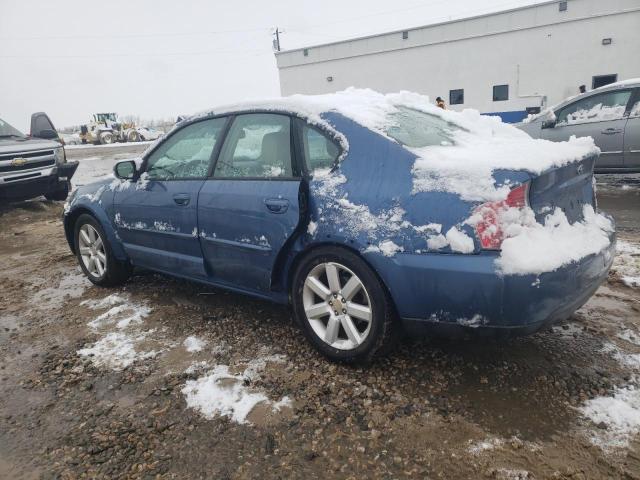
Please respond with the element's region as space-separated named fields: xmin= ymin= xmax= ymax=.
xmin=556 ymin=90 xmax=632 ymax=125
xmin=301 ymin=125 xmax=340 ymax=172
xmin=214 ymin=114 xmax=293 ymax=178
xmin=145 ymin=118 xmax=226 ymax=180
xmin=386 ymin=106 xmax=459 ymax=148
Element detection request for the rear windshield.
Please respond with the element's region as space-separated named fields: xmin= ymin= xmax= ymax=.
xmin=0 ymin=117 xmax=25 ymax=138
xmin=385 ymin=106 xmax=459 ymax=148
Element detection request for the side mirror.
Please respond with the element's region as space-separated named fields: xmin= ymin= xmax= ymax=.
xmin=114 ymin=160 xmax=137 ymax=180
xmin=34 ymin=128 xmax=59 ymax=140
xmin=541 ymin=118 xmax=557 ymax=129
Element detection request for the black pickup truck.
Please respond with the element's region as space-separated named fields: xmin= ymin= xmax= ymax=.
xmin=0 ymin=113 xmax=78 ymax=202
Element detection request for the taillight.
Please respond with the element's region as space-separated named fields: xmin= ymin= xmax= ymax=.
xmin=474 ymin=182 xmax=530 ymax=250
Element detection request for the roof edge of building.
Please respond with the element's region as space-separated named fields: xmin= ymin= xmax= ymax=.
xmin=275 ymin=0 xmax=562 ymax=56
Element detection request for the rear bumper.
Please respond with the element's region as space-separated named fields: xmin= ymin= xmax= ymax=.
xmin=0 ymin=161 xmax=78 ymax=201
xmin=371 ymin=231 xmax=616 ymax=336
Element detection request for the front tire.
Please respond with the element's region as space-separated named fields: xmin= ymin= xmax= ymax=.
xmin=74 ymin=214 xmax=131 ymax=287
xmin=291 ymin=246 xmax=396 ymax=363
xmin=99 ymin=132 xmax=113 ymax=145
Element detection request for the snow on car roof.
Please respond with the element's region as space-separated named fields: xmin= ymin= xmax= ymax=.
xmin=192 ymin=88 xmax=598 ymax=202
xmin=594 ymin=77 xmax=640 ymax=90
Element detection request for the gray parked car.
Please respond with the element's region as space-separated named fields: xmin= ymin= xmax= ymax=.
xmin=516 ymin=79 xmax=640 ymax=173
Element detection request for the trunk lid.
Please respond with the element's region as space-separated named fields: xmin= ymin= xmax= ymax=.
xmin=528 ymin=155 xmax=596 ymax=224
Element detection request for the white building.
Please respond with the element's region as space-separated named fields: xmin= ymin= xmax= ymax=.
xmin=275 ymin=0 xmax=640 ymax=122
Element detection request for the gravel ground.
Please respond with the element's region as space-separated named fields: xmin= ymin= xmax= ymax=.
xmin=1 ymin=145 xmax=639 ymax=479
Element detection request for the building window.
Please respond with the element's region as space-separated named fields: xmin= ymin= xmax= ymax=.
xmin=449 ymin=89 xmax=464 ymax=105
xmin=493 ymin=84 xmax=509 ymax=101
xmin=402 ymin=31 xmax=409 ymax=40
xmin=303 ymin=49 xmax=309 ymax=57
xmin=592 ymin=74 xmax=617 ymax=89
xmin=559 ymin=1 xmax=567 ymax=12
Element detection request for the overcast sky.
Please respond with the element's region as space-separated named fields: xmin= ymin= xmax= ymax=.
xmin=1 ymin=0 xmax=543 ymax=131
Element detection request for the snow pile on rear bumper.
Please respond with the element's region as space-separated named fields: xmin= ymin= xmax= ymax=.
xmin=496 ymin=205 xmax=614 ymax=275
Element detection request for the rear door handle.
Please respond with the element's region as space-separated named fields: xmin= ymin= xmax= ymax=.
xmin=601 ymin=128 xmax=623 ymax=135
xmin=173 ymin=194 xmax=190 ymax=206
xmin=264 ymin=198 xmax=289 ymax=214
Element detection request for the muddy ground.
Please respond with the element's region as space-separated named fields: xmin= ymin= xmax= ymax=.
xmin=1 ymin=145 xmax=640 ymax=479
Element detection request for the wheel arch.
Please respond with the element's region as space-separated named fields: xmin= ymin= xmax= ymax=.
xmin=279 ymin=241 xmax=399 ymax=318
xmin=64 ymin=206 xmax=128 ymax=261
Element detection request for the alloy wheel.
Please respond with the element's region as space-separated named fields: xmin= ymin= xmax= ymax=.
xmin=78 ymin=224 xmax=107 ymax=278
xmin=302 ymin=262 xmax=372 ymax=350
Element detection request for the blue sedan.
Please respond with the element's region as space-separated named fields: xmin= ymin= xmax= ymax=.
xmin=63 ymin=92 xmax=615 ymax=362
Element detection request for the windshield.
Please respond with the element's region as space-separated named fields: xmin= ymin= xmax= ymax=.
xmin=0 ymin=117 xmax=26 ymax=138
xmin=386 ymin=106 xmax=459 ymax=148
xmin=95 ymin=113 xmax=117 ymax=123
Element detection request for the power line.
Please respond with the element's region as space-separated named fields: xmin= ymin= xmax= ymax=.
xmin=0 ymin=48 xmax=272 ymax=60
xmin=0 ymin=26 xmax=272 ymax=41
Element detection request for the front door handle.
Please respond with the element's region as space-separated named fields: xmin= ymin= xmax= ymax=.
xmin=601 ymin=128 xmax=623 ymax=135
xmin=173 ymin=194 xmax=190 ymax=206
xmin=264 ymin=198 xmax=289 ymax=214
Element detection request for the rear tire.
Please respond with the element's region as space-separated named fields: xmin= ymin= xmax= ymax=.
xmin=127 ymin=130 xmax=140 ymax=142
xmin=74 ymin=214 xmax=131 ymax=287
xmin=291 ymin=246 xmax=396 ymax=363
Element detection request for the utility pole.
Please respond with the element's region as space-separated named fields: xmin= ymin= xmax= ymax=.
xmin=273 ymin=27 xmax=281 ymax=52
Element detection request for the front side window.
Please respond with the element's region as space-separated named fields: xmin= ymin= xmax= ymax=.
xmin=386 ymin=106 xmax=459 ymax=148
xmin=556 ymin=90 xmax=632 ymax=126
xmin=302 ymin=124 xmax=340 ymax=172
xmin=214 ymin=114 xmax=292 ymax=178
xmin=449 ymin=89 xmax=464 ymax=105
xmin=145 ymin=117 xmax=226 ymax=180
xmin=493 ymin=84 xmax=509 ymax=102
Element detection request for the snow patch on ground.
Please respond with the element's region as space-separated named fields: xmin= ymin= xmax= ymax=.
xmin=182 ymin=354 xmax=291 ymax=424
xmin=612 ymin=240 xmax=640 ymax=288
xmin=494 ymin=469 xmax=532 ymax=480
xmin=618 ymin=329 xmax=640 ymax=346
xmin=65 ymin=141 xmax=153 ymax=150
xmin=78 ymin=293 xmax=158 ymax=371
xmin=602 ymin=342 xmax=640 ymax=370
xmin=85 ymin=300 xmax=151 ymax=330
xmin=580 ymin=384 xmax=640 ymax=450
xmin=78 ymin=331 xmax=160 ymax=371
xmin=183 ymin=335 xmax=207 ymax=353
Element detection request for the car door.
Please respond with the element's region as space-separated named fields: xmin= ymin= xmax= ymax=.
xmin=197 ymin=113 xmax=302 ymax=293
xmin=624 ymin=90 xmax=640 ymax=170
xmin=543 ymin=90 xmax=633 ymax=169
xmin=113 ymin=117 xmax=228 ymax=277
